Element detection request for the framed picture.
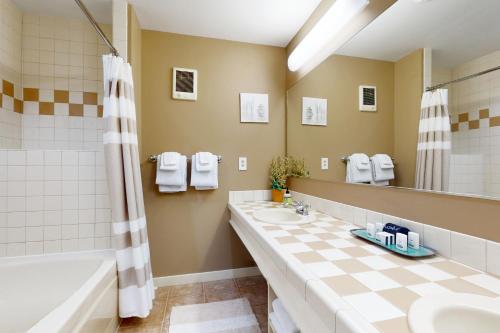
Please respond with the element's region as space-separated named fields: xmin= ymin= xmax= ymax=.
xmin=172 ymin=67 xmax=197 ymax=100
xmin=302 ymin=97 xmax=327 ymax=126
xmin=240 ymin=93 xmax=269 ymax=123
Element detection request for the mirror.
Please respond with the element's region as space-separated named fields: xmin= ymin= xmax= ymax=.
xmin=287 ymin=0 xmax=500 ymax=200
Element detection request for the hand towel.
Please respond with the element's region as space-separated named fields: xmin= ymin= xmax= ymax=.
xmin=370 ymin=154 xmax=394 ymax=185
xmin=190 ymin=154 xmax=218 ymax=189
xmin=272 ymin=299 xmax=299 ymax=333
xmin=160 ymin=152 xmax=180 ymax=171
xmin=346 ymin=153 xmax=372 ymax=183
xmin=195 ymin=152 xmax=213 ymax=172
xmin=156 ymin=154 xmax=187 ymax=187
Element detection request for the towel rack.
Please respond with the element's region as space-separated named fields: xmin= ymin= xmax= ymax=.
xmin=341 ymin=155 xmax=396 ymax=164
xmin=148 ymin=154 xmax=223 ymax=164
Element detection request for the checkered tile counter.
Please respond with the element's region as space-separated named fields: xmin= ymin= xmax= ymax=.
xmin=229 ymin=201 xmax=500 ymax=333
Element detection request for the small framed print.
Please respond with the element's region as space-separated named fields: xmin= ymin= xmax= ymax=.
xmin=240 ymin=93 xmax=269 ymax=123
xmin=302 ymin=97 xmax=327 ymax=126
xmin=172 ymin=67 xmax=197 ymax=100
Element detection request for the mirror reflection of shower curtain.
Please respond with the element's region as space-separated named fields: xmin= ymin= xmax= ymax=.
xmin=415 ymin=89 xmax=451 ymax=191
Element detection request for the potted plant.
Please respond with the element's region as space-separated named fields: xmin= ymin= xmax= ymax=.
xmin=269 ymin=156 xmax=309 ymax=202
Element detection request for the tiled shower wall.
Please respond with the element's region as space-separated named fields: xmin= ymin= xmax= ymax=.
xmin=21 ymin=13 xmax=110 ymax=150
xmin=0 ymin=0 xmax=23 ymax=148
xmin=448 ymin=50 xmax=500 ymax=198
xmin=0 ymin=150 xmax=111 ymax=257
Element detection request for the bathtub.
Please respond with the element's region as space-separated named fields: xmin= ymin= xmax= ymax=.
xmin=0 ymin=250 xmax=119 ymax=333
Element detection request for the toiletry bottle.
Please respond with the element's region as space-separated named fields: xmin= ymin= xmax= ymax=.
xmin=283 ymin=188 xmax=293 ymax=206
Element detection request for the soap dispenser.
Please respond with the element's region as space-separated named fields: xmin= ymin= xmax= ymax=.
xmin=283 ymin=188 xmax=293 ymax=207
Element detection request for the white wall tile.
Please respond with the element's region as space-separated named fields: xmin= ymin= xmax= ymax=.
xmin=451 ymin=232 xmax=487 ymax=271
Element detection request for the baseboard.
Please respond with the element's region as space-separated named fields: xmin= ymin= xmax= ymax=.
xmin=154 ymin=266 xmax=262 ymax=287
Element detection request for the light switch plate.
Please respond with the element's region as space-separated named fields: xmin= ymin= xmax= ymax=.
xmin=239 ymin=157 xmax=247 ymax=171
xmin=321 ymin=157 xmax=328 ymax=170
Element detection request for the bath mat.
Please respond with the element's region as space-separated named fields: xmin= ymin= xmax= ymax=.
xmin=169 ymin=297 xmax=261 ymax=333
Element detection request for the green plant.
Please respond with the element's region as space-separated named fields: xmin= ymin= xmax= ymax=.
xmin=269 ymin=156 xmax=309 ymax=190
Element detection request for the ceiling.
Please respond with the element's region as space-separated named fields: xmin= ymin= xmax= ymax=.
xmin=12 ymin=0 xmax=112 ymax=24
xmin=127 ymin=0 xmax=322 ymax=47
xmin=337 ymin=0 xmax=500 ymax=68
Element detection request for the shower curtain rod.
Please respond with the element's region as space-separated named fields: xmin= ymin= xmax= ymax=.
xmin=426 ymin=64 xmax=500 ymax=91
xmin=74 ymin=0 xmax=120 ymax=57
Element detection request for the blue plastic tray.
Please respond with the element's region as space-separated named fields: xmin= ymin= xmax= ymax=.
xmin=350 ymin=228 xmax=435 ymax=258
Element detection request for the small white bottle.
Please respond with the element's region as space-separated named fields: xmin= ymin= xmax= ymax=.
xmin=408 ymin=232 xmax=420 ymax=249
xmin=375 ymin=222 xmax=385 ymax=234
xmin=367 ymin=223 xmax=376 ymax=238
xmin=396 ymin=233 xmax=408 ymax=251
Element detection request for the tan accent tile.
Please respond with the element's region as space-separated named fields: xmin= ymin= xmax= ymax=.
xmin=308 ymin=241 xmax=334 ymax=250
xmin=378 ymin=288 xmax=420 ymax=313
xmin=165 ymin=293 xmax=205 ymax=325
xmin=120 ymin=298 xmax=167 ymax=329
xmin=238 ymin=284 xmax=267 ymax=307
xmin=262 ymin=225 xmax=281 ymax=231
xmin=83 ymin=92 xmax=98 ymax=105
xmin=458 ymin=113 xmax=469 ymax=122
xmin=0 ymin=93 xmax=2 ymax=108
xmin=69 ymin=104 xmax=83 ymax=116
xmin=322 ymin=275 xmax=370 ymax=296
xmin=294 ymin=251 xmax=326 ymax=263
xmin=288 ymin=229 xmax=309 ymax=235
xmin=324 ymin=226 xmax=343 ymax=233
xmin=430 ymin=261 xmax=478 ymax=277
xmin=14 ymin=99 xmax=23 ymax=113
xmin=54 ymin=90 xmax=69 ymax=103
xmin=437 ymin=278 xmax=498 ymax=297
xmin=490 ymin=116 xmax=500 ymax=127
xmin=39 ymin=102 xmax=54 ymax=115
xmin=235 ymin=276 xmax=267 ymax=290
xmin=469 ymin=119 xmax=479 ymax=129
xmin=276 ymin=236 xmax=300 ymax=244
xmin=384 ymin=254 xmax=418 ymax=267
xmin=451 ymin=123 xmax=459 ymax=132
xmin=373 ymin=317 xmax=411 ymax=333
xmin=349 ymin=237 xmax=371 ymax=247
xmin=170 ymin=282 xmax=203 ymax=297
xmin=479 ymin=108 xmax=490 ymax=119
xmin=333 ymin=259 xmax=372 ymax=274
xmin=252 ymin=304 xmax=269 ymax=333
xmin=203 ymin=279 xmax=240 ymax=302
xmin=118 ymin=326 xmax=162 ymax=333
xmin=2 ymin=80 xmax=14 ymax=97
xmin=316 ymin=233 xmax=338 ymax=240
xmin=98 ymin=105 xmax=103 ymax=117
xmin=341 ymin=247 xmax=372 ymax=257
xmin=381 ymin=267 xmax=428 ymax=285
xmin=23 ymin=88 xmax=39 ymax=101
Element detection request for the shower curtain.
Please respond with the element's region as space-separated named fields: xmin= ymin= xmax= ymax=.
xmin=102 ymin=54 xmax=154 ymax=318
xmin=415 ymin=89 xmax=451 ymax=192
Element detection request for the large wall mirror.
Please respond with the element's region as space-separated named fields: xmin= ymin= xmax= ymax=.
xmin=287 ymin=0 xmax=500 ymax=200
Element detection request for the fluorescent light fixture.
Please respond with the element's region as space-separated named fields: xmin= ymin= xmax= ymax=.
xmin=288 ymin=0 xmax=370 ymax=72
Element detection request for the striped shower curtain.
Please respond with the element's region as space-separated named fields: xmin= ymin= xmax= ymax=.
xmin=102 ymin=54 xmax=154 ymax=318
xmin=415 ymin=89 xmax=451 ymax=192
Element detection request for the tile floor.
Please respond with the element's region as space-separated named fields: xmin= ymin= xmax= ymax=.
xmin=118 ymin=275 xmax=268 ymax=333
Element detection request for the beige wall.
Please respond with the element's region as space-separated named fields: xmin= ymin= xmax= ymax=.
xmin=128 ymin=5 xmax=142 ymax=157
xmin=141 ymin=31 xmax=287 ymax=277
xmin=286 ymin=0 xmax=397 ymax=88
xmin=290 ymin=177 xmax=500 ymax=243
xmin=393 ymin=49 xmax=423 ymax=188
xmin=287 ymin=55 xmax=395 ymax=181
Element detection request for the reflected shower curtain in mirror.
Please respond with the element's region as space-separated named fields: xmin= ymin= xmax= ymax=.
xmin=102 ymin=54 xmax=154 ymax=318
xmin=415 ymin=89 xmax=451 ymax=192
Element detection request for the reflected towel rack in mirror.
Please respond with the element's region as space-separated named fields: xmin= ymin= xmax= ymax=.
xmin=148 ymin=154 xmax=222 ymax=164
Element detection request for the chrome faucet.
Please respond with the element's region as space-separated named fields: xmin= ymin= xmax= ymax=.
xmin=293 ymin=201 xmax=310 ymax=216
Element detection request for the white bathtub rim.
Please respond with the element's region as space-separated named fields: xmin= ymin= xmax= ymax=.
xmin=0 ymin=249 xmax=115 ymax=265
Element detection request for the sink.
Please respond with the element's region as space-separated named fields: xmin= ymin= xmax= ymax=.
xmin=408 ymin=293 xmax=500 ymax=333
xmin=252 ymin=208 xmax=314 ymax=225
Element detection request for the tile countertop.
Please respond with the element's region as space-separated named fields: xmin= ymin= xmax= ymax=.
xmin=228 ymin=201 xmax=500 ymax=333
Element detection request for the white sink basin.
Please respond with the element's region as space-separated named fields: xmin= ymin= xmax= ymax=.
xmin=408 ymin=293 xmax=500 ymax=333
xmin=253 ymin=208 xmax=314 ymax=225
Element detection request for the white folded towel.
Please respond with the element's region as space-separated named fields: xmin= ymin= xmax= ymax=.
xmin=156 ymin=154 xmax=187 ymax=190
xmin=272 ymin=299 xmax=299 ymax=333
xmin=190 ymin=153 xmax=218 ymax=190
xmin=370 ymin=154 xmax=394 ymax=186
xmin=195 ymin=152 xmax=213 ymax=172
xmin=346 ymin=153 xmax=372 ymax=183
xmin=160 ymin=152 xmax=180 ymax=171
